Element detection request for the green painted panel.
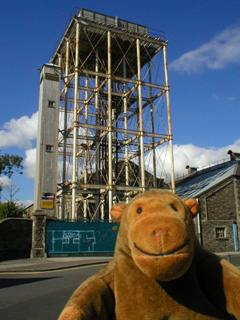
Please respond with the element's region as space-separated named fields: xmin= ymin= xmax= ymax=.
xmin=46 ymin=220 xmax=119 ymax=254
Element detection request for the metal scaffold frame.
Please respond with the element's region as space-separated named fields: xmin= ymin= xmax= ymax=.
xmin=50 ymin=9 xmax=175 ymax=220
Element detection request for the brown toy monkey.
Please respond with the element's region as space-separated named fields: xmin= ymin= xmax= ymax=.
xmin=58 ymin=190 xmax=240 ymax=320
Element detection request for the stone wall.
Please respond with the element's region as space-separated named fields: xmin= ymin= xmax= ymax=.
xmin=198 ymin=179 xmax=239 ymax=252
xmin=201 ymin=220 xmax=235 ymax=252
xmin=0 ymin=218 xmax=32 ymax=261
xmin=206 ymin=182 xmax=235 ymax=220
xmin=31 ymin=210 xmax=47 ymax=258
xmin=235 ymin=178 xmax=240 ymax=220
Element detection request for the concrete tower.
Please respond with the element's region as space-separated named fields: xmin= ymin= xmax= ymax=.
xmin=34 ymin=64 xmax=61 ymax=215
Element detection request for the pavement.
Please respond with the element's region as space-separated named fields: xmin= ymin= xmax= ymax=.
xmin=0 ymin=252 xmax=239 ymax=274
xmin=0 ymin=256 xmax=113 ymax=273
xmin=215 ymin=251 xmax=240 ymax=266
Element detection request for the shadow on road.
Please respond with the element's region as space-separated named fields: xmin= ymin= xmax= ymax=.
xmin=0 ymin=277 xmax=59 ymax=289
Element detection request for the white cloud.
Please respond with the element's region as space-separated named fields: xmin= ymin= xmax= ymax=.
xmin=170 ymin=26 xmax=240 ymax=73
xmin=0 ymin=176 xmax=15 ymax=187
xmin=173 ymin=139 xmax=240 ymax=176
xmin=17 ymin=199 xmax=33 ymax=208
xmin=0 ymin=112 xmax=38 ymax=148
xmin=24 ymin=139 xmax=239 ymax=182
xmin=145 ymin=139 xmax=240 ymax=179
xmin=24 ymin=148 xmax=36 ymax=179
xmin=172 ymin=144 xmax=228 ymax=177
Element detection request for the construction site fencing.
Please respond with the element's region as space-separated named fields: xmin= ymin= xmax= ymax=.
xmin=46 ymin=219 xmax=119 ymax=255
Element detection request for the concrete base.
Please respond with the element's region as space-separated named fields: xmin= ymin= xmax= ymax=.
xmin=31 ymin=210 xmax=47 ymax=259
xmin=30 ymin=248 xmax=47 ymax=259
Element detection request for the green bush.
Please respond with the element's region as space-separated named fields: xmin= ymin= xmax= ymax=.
xmin=0 ymin=202 xmax=26 ymax=219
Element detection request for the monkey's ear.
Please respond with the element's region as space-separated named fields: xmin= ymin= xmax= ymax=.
xmin=184 ymin=198 xmax=199 ymax=218
xmin=110 ymin=203 xmax=127 ymax=223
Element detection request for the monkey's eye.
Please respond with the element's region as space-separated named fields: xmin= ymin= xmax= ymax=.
xmin=170 ymin=204 xmax=178 ymax=212
xmin=137 ymin=207 xmax=142 ymax=214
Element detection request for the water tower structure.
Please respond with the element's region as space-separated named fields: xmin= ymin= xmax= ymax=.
xmin=34 ymin=8 xmax=175 ymax=220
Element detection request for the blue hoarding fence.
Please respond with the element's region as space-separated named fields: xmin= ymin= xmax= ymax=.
xmin=46 ymin=219 xmax=119 ymax=255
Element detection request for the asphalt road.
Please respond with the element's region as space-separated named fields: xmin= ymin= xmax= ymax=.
xmin=0 ymin=264 xmax=105 ymax=320
xmin=0 ymin=256 xmax=239 ymax=320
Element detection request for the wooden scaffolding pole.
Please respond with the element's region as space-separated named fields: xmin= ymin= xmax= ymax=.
xmin=163 ymin=45 xmax=175 ymax=192
xmin=61 ymin=38 xmax=70 ymax=219
xmin=148 ymin=61 xmax=157 ymax=188
xmin=108 ymin=30 xmax=113 ymax=217
xmin=71 ymin=21 xmax=80 ymax=218
xmin=136 ymin=38 xmax=145 ymax=191
xmin=123 ymin=59 xmax=129 ymax=203
xmin=83 ymin=76 xmax=88 ymax=219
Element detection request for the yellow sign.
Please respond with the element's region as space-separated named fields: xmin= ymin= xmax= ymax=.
xmin=41 ymin=200 xmax=54 ymax=209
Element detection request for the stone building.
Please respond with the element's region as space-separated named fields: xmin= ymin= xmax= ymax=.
xmin=176 ymin=151 xmax=240 ymax=253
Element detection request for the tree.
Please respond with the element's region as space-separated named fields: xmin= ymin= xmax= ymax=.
xmin=0 ymin=152 xmax=23 ymax=178
xmin=0 ymin=201 xmax=26 ymax=219
xmin=0 ymin=151 xmax=23 ymax=203
xmin=3 ymin=184 xmax=21 ymax=203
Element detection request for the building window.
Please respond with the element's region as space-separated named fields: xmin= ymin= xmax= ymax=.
xmin=48 ymin=100 xmax=55 ymax=108
xmin=46 ymin=145 xmax=53 ymax=152
xmin=215 ymin=227 xmax=226 ymax=239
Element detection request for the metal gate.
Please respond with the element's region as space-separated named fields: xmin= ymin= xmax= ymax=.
xmin=46 ymin=220 xmax=119 ymax=255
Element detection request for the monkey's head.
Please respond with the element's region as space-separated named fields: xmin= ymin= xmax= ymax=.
xmin=111 ymin=190 xmax=199 ymax=282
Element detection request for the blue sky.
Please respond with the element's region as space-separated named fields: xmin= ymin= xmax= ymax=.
xmin=0 ymin=0 xmax=240 ymax=205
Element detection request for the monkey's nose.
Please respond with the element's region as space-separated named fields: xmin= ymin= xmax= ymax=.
xmin=153 ymin=229 xmax=168 ymax=235
xmin=153 ymin=229 xmax=169 ymax=242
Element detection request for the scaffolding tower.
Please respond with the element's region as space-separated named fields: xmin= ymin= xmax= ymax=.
xmin=43 ymin=8 xmax=174 ymax=220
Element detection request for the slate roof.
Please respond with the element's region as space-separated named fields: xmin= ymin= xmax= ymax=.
xmin=176 ymin=160 xmax=240 ymax=199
